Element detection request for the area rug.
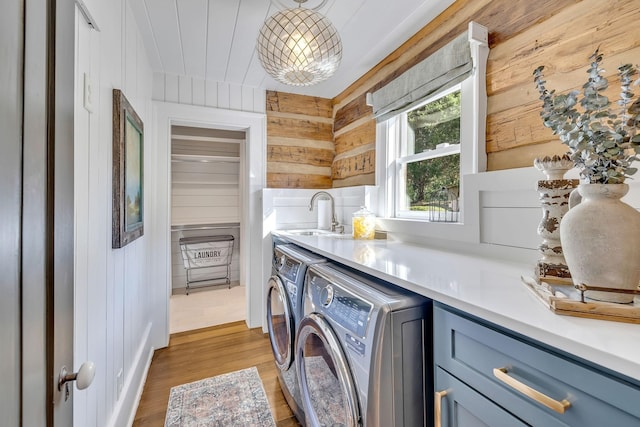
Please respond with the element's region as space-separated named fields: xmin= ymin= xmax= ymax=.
xmin=164 ymin=366 xmax=276 ymax=427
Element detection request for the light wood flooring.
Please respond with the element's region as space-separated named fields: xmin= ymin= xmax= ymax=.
xmin=133 ymin=321 xmax=302 ymax=426
xmin=170 ymin=284 xmax=245 ymax=333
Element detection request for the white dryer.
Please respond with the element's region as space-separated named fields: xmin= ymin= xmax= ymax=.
xmin=296 ymin=262 xmax=432 ymax=426
xmin=267 ymin=244 xmax=325 ymax=423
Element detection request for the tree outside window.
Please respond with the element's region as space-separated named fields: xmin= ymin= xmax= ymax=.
xmin=404 ymin=90 xmax=461 ymax=212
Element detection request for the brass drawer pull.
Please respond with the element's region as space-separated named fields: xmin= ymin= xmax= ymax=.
xmin=435 ymin=390 xmax=448 ymax=427
xmin=493 ymin=367 xmax=571 ymax=414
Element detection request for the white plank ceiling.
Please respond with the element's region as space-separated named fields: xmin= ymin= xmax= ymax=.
xmin=130 ymin=0 xmax=455 ymax=98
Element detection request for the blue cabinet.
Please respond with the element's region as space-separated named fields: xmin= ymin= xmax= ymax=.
xmin=435 ymin=367 xmax=527 ymax=427
xmin=434 ymin=303 xmax=640 ymax=427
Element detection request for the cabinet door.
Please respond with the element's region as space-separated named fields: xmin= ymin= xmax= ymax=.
xmin=435 ymin=368 xmax=528 ymax=427
xmin=434 ymin=304 xmax=640 ymax=426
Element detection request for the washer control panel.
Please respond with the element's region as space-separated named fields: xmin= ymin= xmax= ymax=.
xmin=279 ymin=257 xmax=301 ymax=283
xmin=320 ymin=285 xmax=334 ymax=307
xmin=308 ymin=271 xmax=372 ymax=338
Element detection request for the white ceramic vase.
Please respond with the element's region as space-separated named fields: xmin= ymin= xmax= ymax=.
xmin=560 ymin=184 xmax=640 ymax=303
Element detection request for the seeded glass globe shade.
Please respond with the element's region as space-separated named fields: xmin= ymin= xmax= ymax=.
xmin=256 ymin=7 xmax=342 ymax=86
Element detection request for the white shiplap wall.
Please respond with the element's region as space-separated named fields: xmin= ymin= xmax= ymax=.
xmin=170 ymin=134 xmax=242 ymax=290
xmin=477 ymin=168 xmax=640 ymax=251
xmin=152 ymin=72 xmax=266 ymax=113
xmin=73 ymin=1 xmax=157 ymax=426
xmin=171 ymin=180 xmax=239 ymax=223
xmin=171 ymin=132 xmax=242 ymax=225
xmin=170 ymin=227 xmax=240 ymax=291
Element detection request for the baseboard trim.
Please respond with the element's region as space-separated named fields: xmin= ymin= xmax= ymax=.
xmin=106 ymin=322 xmax=154 ymax=427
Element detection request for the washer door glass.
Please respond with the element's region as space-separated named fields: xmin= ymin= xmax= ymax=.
xmin=267 ymin=276 xmax=294 ymax=370
xmin=296 ymin=313 xmax=360 ymax=427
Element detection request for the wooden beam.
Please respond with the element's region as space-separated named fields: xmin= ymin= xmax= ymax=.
xmin=487 ymin=141 xmax=568 ymax=171
xmin=267 ymin=145 xmax=334 ymax=167
xmin=267 ymin=110 xmax=334 ymax=125
xmin=334 ymin=95 xmax=372 ymax=133
xmin=266 ymin=90 xmax=332 ymax=118
xmin=332 ymin=173 xmax=375 ymax=188
xmin=487 ymin=1 xmax=640 ymax=96
xmin=268 ymin=136 xmax=334 ymax=151
xmin=267 ymin=116 xmax=333 ymax=141
xmin=267 ymin=173 xmax=332 ymax=189
xmin=334 ymin=121 xmax=376 ymax=156
xmin=332 ymin=150 xmax=376 ymax=180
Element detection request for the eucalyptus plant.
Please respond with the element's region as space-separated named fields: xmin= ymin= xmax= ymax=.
xmin=533 ymin=49 xmax=640 ymax=183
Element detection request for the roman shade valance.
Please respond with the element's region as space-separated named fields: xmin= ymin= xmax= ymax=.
xmin=369 ymin=29 xmax=472 ymax=123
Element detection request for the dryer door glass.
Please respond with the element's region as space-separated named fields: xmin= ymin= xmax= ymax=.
xmin=267 ymin=276 xmax=293 ymax=370
xmin=297 ymin=314 xmax=360 ymax=427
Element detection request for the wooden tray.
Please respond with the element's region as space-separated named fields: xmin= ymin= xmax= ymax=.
xmin=521 ymin=276 xmax=640 ymax=324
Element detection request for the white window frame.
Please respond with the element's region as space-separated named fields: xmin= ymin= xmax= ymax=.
xmin=375 ymin=22 xmax=489 ymax=243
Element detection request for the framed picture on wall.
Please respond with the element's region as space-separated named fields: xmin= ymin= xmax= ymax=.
xmin=112 ymin=88 xmax=144 ymax=248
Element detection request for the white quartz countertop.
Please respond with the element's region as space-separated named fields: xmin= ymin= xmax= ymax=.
xmin=272 ymin=230 xmax=640 ymax=383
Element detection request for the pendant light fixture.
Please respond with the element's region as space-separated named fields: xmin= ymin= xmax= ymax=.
xmin=256 ymin=0 xmax=342 ymax=86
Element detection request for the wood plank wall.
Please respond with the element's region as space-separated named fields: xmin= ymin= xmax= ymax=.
xmin=266 ymin=90 xmax=335 ymax=188
xmin=331 ymin=0 xmax=640 ymax=180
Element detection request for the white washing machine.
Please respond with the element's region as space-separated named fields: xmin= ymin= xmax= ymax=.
xmin=267 ymin=244 xmax=326 ymax=423
xmin=296 ymin=262 xmax=432 ymax=427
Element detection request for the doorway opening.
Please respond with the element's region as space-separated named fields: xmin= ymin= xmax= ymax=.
xmin=169 ymin=125 xmax=246 ymax=333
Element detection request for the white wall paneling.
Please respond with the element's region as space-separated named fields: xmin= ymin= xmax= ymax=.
xmin=73 ymin=11 xmax=91 ymax=426
xmin=73 ymin=0 xmax=155 ymax=425
xmin=205 ymin=79 xmax=218 ymax=108
xmin=169 ymin=129 xmax=242 ymax=291
xmin=164 ymin=73 xmax=179 ymax=103
xmin=170 ymin=226 xmax=241 ymax=290
xmin=152 ymin=71 xmax=266 ymax=113
xmin=192 ymin=77 xmax=206 ymax=106
xmin=252 ymin=87 xmax=266 ymax=113
xmin=241 ymin=85 xmax=254 ymax=112
xmin=262 ymin=186 xmax=377 ymax=232
xmin=476 ymin=168 xmax=640 ymax=252
xmin=172 ymin=161 xmax=239 ymax=186
xmin=229 ymin=83 xmax=243 ymax=110
xmin=178 ymin=74 xmax=192 ymax=104
xmin=152 ymin=73 xmax=165 ymax=103
xmin=479 ymin=187 xmax=540 ymax=249
xmin=217 ymin=82 xmax=230 ymax=109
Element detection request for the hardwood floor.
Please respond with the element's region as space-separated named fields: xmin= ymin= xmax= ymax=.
xmin=133 ymin=321 xmax=301 ymax=426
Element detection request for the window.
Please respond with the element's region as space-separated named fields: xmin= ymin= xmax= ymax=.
xmin=396 ymin=86 xmax=461 ymax=221
xmin=371 ymin=22 xmax=489 ymax=227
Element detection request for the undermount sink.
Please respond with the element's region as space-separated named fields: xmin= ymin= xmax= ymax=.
xmin=284 ymin=229 xmax=349 ymax=238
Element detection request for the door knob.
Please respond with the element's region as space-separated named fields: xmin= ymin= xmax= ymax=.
xmin=58 ymin=361 xmax=96 ymax=391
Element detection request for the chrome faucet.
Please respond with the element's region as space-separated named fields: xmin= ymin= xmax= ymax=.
xmin=309 ymin=191 xmax=344 ymax=233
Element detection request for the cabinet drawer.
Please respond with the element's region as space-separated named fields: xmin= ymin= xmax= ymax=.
xmin=434 ymin=304 xmax=640 ymax=426
xmin=435 ymin=367 xmax=527 ymax=427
